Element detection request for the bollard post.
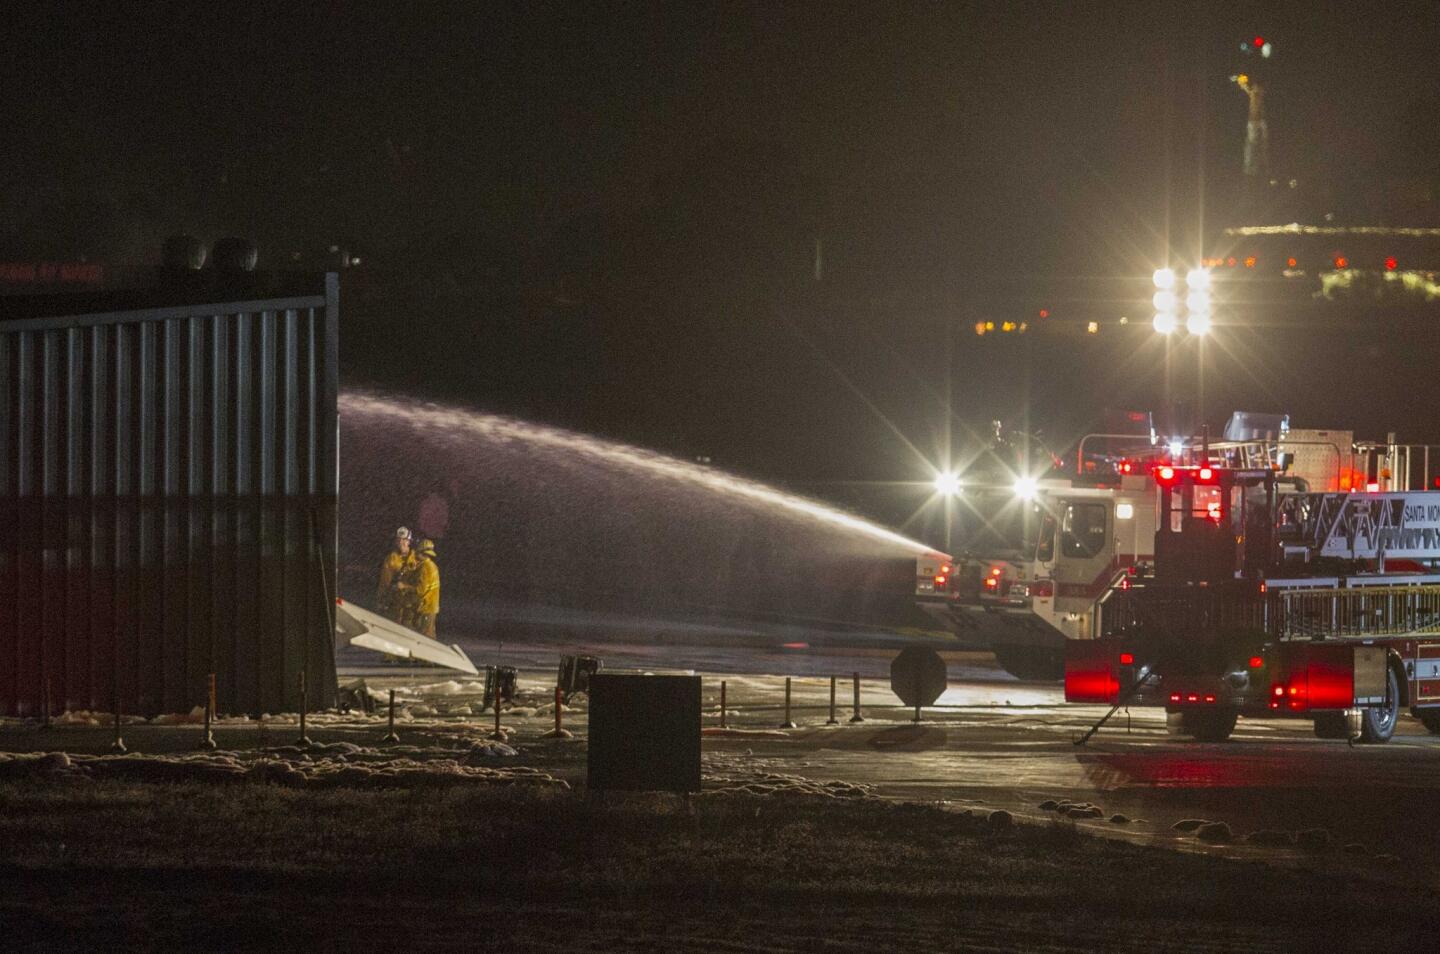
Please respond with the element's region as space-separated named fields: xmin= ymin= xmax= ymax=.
xmin=111 ymin=702 xmax=127 ymax=754
xmin=490 ymin=678 xmax=505 ymax=740
xmin=849 ymin=671 xmax=865 ymax=723
xmin=381 ymin=689 xmax=400 ymax=743
xmin=541 ymin=685 xmax=572 ymax=740
xmin=780 ymin=676 xmax=797 ymax=729
xmin=720 ymin=680 xmax=727 ymax=729
xmin=826 ymin=675 xmax=839 ymax=725
xmin=200 ymin=673 xmax=217 ymax=750
xmin=296 ymin=670 xmax=312 ymax=748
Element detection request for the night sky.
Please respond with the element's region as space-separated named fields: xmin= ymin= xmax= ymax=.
xmin=5 ymin=1 xmax=1440 ymax=534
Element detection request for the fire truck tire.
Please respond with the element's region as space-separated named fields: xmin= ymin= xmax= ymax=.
xmin=1416 ymin=709 xmax=1440 ymax=735
xmin=1357 ymin=667 xmax=1401 ymax=744
xmin=992 ymin=646 xmax=1065 ymax=682
xmin=1166 ymin=708 xmax=1238 ymax=742
xmin=1312 ymin=712 xmax=1350 ymax=739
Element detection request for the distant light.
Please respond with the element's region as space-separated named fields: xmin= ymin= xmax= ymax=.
xmin=1039 ymin=308 xmax=1050 ymax=318
xmin=1253 ymin=35 xmax=1264 ymax=47
xmin=1152 ymin=313 xmax=1177 ymax=334
xmin=1152 ymin=268 xmax=1176 ymax=290
xmin=1185 ymin=290 xmax=1211 ymax=314
xmin=1167 ymin=441 xmax=1183 ymax=458
xmin=1119 ymin=315 xmax=1129 ymax=325
xmin=1116 ymin=502 xmax=1134 ymax=520
xmin=1334 ymin=256 xmax=1348 ymax=268
xmin=1287 ymin=256 xmax=1298 ymax=267
xmin=974 ymin=322 xmax=987 ymax=336
xmin=1261 ymin=42 xmax=1272 ymax=58
xmin=1385 ymin=256 xmax=1398 ymax=270
xmin=1226 ymin=256 xmax=1238 ymax=267
xmin=1018 ymin=322 xmax=1028 ymax=333
xmin=985 ymin=321 xmax=995 ymax=330
xmin=1243 ymin=256 xmax=1256 ymax=268
xmin=1014 ymin=476 xmax=1038 ymax=500
xmin=1185 ymin=267 xmax=1211 ymax=290
xmin=1086 ymin=321 xmax=1099 ymax=334
xmin=1002 ymin=320 xmax=1016 ymax=332
xmin=1152 ymin=290 xmax=1178 ymax=312
xmin=1236 ymin=74 xmax=1249 ymax=87
xmin=1186 ymin=313 xmax=1212 ymax=335
xmin=934 ymin=471 xmax=962 ymax=497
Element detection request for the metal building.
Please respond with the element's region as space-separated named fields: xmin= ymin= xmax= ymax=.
xmin=0 ymin=275 xmax=339 ymax=717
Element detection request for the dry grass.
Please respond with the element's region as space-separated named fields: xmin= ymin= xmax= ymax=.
xmin=0 ymin=779 xmax=1434 ymax=952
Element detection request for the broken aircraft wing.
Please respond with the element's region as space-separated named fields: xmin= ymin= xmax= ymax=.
xmin=334 ymin=598 xmax=480 ymax=676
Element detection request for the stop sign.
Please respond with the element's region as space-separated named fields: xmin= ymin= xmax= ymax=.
xmin=890 ymin=647 xmax=948 ymax=708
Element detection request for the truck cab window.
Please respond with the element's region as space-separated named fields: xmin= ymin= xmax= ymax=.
xmin=1034 ymin=512 xmax=1057 ymax=563
xmin=1061 ymin=503 xmax=1107 ymax=559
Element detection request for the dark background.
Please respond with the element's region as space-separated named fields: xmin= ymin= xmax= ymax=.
xmin=5 ymin=1 xmax=1440 ymax=544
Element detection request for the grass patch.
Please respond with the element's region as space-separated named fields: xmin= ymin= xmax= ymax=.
xmin=0 ymin=780 xmax=1434 ymax=952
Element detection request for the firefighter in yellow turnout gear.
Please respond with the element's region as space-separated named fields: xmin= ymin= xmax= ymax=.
xmin=396 ymin=538 xmax=441 ymax=638
xmin=376 ymin=527 xmax=418 ymax=623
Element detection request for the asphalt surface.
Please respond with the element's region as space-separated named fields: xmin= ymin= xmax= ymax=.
xmin=336 ymin=630 xmax=1440 ymax=878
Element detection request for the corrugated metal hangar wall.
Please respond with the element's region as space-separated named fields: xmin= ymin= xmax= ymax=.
xmin=0 ymin=275 xmax=339 ymax=717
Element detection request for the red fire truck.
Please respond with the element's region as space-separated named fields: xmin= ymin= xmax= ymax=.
xmin=1064 ymin=462 xmax=1440 ymax=743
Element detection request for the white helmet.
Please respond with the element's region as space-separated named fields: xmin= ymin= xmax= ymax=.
xmin=395 ymin=526 xmax=411 ymax=540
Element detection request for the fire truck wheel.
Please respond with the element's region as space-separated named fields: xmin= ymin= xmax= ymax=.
xmin=1166 ymin=708 xmax=1238 ymax=742
xmin=1311 ymin=712 xmax=1350 ymax=739
xmin=1416 ymin=709 xmax=1440 ymax=735
xmin=992 ymin=646 xmax=1065 ymax=682
xmin=1357 ymin=667 xmax=1401 ymax=744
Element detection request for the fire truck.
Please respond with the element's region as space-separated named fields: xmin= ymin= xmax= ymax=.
xmin=917 ymin=413 xmax=1412 ymax=681
xmin=1064 ymin=459 xmax=1440 ymax=743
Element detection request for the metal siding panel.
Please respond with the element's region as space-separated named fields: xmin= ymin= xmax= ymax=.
xmin=64 ymin=328 xmax=88 ymax=709
xmin=88 ymin=325 xmax=110 ymax=710
xmin=0 ymin=334 xmax=12 ymax=711
xmin=2 ymin=279 xmax=338 ymax=717
xmin=40 ymin=331 xmax=61 ymax=717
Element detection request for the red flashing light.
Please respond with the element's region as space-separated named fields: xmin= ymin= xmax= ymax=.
xmin=934 ymin=575 xmax=947 ymax=586
xmin=1126 ymin=565 xmax=1138 ymax=576
xmin=1038 ymin=309 xmax=1049 ymax=318
xmin=1366 ymin=481 xmax=1380 ymax=493
xmin=1187 ymin=693 xmax=1199 ymax=703
xmin=1334 ymin=255 xmax=1349 ymax=268
xmin=1287 ymin=256 xmax=1297 ymax=268
xmin=1385 ymin=256 xmax=1398 ymax=270
xmin=1249 ymin=656 xmax=1264 ymax=669
xmin=1433 ymin=476 xmax=1440 ymax=490
xmin=1259 ymin=582 xmax=1267 ymax=594
xmin=1272 ymin=684 xmax=1285 ymax=697
xmin=984 ymin=576 xmax=998 ymax=589
xmin=1197 ymin=467 xmax=1214 ymax=481
xmin=1204 ymin=694 xmax=1216 ymax=704
xmin=1170 ymin=692 xmax=1181 ymax=703
xmin=1253 ymin=35 xmax=1265 ymax=47
xmin=1119 ymin=577 xmax=1131 ymax=591
xmin=990 ymin=567 xmax=1003 ymax=576
xmin=940 ymin=563 xmax=952 ymax=574
xmin=1156 ymin=465 xmax=1176 ymax=483
xmin=1119 ymin=460 xmax=1133 ymax=474
xmin=1119 ymin=652 xmax=1134 ymax=665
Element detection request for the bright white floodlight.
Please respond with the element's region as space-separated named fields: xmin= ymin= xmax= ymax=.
xmin=933 ymin=471 xmax=962 ymax=497
xmin=1186 ymin=267 xmax=1211 ymax=290
xmin=1152 ymin=268 xmax=1176 ymax=290
xmin=1152 ymin=290 xmax=1178 ymax=312
xmin=1152 ymin=312 xmax=1177 ymax=334
xmin=1185 ymin=290 xmax=1211 ymax=314
xmin=1013 ymin=476 xmax=1038 ymax=500
xmin=1186 ymin=312 xmax=1212 ymax=335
